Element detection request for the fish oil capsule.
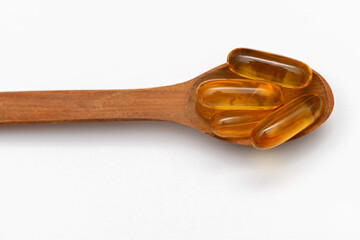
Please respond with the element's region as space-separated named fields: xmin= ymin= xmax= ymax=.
xmin=251 ymin=94 xmax=323 ymax=150
xmin=227 ymin=48 xmax=312 ymax=88
xmin=196 ymin=79 xmax=284 ymax=111
xmin=210 ymin=111 xmax=270 ymax=139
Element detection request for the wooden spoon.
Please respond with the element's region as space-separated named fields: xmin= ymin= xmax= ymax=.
xmin=0 ymin=63 xmax=334 ymax=146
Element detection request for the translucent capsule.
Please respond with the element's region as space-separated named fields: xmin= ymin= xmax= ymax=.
xmin=210 ymin=111 xmax=270 ymax=139
xmin=196 ymin=79 xmax=284 ymax=111
xmin=227 ymin=48 xmax=312 ymax=88
xmin=251 ymin=94 xmax=323 ymax=150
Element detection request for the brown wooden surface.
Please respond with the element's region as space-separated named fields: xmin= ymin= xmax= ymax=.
xmin=0 ymin=85 xmax=189 ymax=125
xmin=0 ymin=64 xmax=334 ymax=146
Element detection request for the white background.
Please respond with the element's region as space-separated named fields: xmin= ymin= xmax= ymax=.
xmin=0 ymin=0 xmax=358 ymax=239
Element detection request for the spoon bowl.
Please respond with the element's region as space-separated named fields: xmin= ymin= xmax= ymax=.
xmin=184 ymin=63 xmax=334 ymax=146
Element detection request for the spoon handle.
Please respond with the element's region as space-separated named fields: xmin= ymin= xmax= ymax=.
xmin=0 ymin=83 xmax=189 ymax=126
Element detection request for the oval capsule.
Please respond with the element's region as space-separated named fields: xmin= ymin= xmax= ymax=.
xmin=210 ymin=111 xmax=270 ymax=139
xmin=227 ymin=48 xmax=312 ymax=88
xmin=196 ymin=79 xmax=284 ymax=111
xmin=251 ymin=94 xmax=323 ymax=150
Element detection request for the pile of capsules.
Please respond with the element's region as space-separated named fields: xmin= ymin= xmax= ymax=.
xmin=196 ymin=48 xmax=323 ymax=150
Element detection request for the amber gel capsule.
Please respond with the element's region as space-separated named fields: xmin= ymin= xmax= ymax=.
xmin=210 ymin=111 xmax=270 ymax=139
xmin=227 ymin=48 xmax=312 ymax=88
xmin=251 ymin=94 xmax=323 ymax=150
xmin=196 ymin=79 xmax=283 ymax=111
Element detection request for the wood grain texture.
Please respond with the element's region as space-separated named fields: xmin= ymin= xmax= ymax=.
xmin=0 ymin=63 xmax=334 ymax=146
xmin=0 ymin=86 xmax=189 ymax=125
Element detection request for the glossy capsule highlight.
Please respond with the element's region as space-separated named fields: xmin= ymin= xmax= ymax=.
xmin=210 ymin=111 xmax=270 ymax=139
xmin=227 ymin=48 xmax=312 ymax=88
xmin=196 ymin=79 xmax=284 ymax=112
xmin=251 ymin=94 xmax=323 ymax=150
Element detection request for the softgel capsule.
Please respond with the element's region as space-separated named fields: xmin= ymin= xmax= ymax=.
xmin=227 ymin=48 xmax=312 ymax=88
